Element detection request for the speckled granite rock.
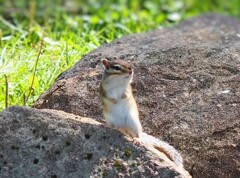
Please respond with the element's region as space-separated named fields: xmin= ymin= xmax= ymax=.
xmin=0 ymin=107 xmax=191 ymax=178
xmin=34 ymin=14 xmax=240 ymax=178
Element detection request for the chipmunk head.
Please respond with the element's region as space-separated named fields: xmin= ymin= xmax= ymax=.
xmin=101 ymin=59 xmax=133 ymax=85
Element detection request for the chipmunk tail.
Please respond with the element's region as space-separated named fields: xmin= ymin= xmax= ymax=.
xmin=141 ymin=132 xmax=183 ymax=167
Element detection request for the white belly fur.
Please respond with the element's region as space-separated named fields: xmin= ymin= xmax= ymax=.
xmin=104 ymin=98 xmax=128 ymax=126
xmin=103 ymin=97 xmax=141 ymax=137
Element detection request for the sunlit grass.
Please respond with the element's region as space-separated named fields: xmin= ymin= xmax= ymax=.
xmin=0 ymin=0 xmax=239 ymax=110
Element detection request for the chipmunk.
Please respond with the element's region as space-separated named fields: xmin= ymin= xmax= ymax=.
xmin=100 ymin=59 xmax=183 ymax=167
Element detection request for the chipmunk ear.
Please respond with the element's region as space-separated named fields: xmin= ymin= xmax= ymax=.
xmin=102 ymin=59 xmax=110 ymax=70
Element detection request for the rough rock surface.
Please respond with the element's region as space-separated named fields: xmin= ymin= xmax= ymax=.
xmin=0 ymin=107 xmax=191 ymax=178
xmin=34 ymin=14 xmax=240 ymax=178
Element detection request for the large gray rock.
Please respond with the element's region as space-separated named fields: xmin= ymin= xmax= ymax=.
xmin=0 ymin=107 xmax=191 ymax=178
xmin=34 ymin=14 xmax=240 ymax=178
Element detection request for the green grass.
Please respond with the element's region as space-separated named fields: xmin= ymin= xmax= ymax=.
xmin=0 ymin=0 xmax=240 ymax=110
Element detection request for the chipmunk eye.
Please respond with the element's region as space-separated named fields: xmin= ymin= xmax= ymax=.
xmin=113 ymin=65 xmax=121 ymax=70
